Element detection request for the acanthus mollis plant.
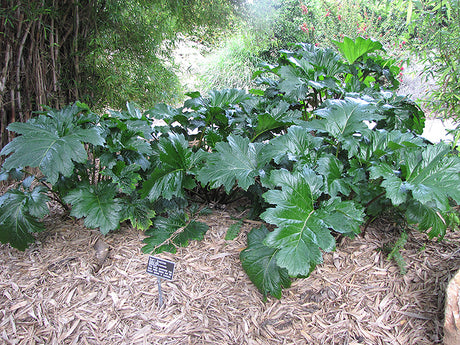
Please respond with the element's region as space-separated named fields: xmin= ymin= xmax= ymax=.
xmin=0 ymin=102 xmax=164 ymax=245
xmin=0 ymin=38 xmax=458 ymax=301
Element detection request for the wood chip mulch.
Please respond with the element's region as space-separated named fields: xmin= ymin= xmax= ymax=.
xmin=1 ymin=207 xmax=459 ymax=345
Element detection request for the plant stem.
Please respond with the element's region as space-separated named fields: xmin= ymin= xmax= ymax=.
xmin=365 ymin=191 xmax=386 ymax=209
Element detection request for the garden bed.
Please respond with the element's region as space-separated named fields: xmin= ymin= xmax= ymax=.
xmin=1 ymin=205 xmax=459 ymax=345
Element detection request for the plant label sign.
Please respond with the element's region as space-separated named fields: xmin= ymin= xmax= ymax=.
xmin=146 ymin=256 xmax=175 ymax=281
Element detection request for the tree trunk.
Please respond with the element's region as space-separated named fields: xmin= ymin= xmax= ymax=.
xmin=0 ymin=0 xmax=94 ymax=151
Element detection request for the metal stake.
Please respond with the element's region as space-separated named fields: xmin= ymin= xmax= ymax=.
xmin=157 ymin=277 xmax=163 ymax=307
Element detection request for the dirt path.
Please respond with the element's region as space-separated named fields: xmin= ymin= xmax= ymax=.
xmin=1 ymin=206 xmax=459 ymax=344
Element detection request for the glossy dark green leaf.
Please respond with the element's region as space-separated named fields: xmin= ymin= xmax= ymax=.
xmin=253 ymin=101 xmax=302 ymax=141
xmin=0 ymin=187 xmax=49 ymax=251
xmin=120 ymin=197 xmax=156 ymax=231
xmin=370 ymin=143 xmax=460 ymax=209
xmin=240 ymin=226 xmax=291 ymax=300
xmin=261 ymin=169 xmax=363 ymax=277
xmin=63 ymin=182 xmax=122 ymax=235
xmin=1 ymin=105 xmax=104 ymax=184
xmin=101 ymin=161 xmax=141 ymax=193
xmin=268 ymin=125 xmax=323 ymax=165
xmin=141 ymin=133 xmax=200 ymax=201
xmin=197 ymin=135 xmax=270 ymax=192
xmin=317 ymin=154 xmax=351 ymax=197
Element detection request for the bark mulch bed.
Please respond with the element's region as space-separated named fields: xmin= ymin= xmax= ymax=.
xmin=1 ymin=206 xmax=459 ymax=345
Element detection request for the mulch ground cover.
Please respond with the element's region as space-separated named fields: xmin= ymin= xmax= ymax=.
xmin=1 ymin=202 xmax=459 ymax=345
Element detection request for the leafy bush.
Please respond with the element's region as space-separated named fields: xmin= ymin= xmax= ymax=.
xmin=297 ymin=0 xmax=407 ymax=47
xmin=407 ymin=0 xmax=460 ymax=120
xmin=1 ymin=38 xmax=459 ymax=300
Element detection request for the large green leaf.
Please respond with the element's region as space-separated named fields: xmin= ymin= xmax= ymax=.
xmin=369 ymin=143 xmax=460 ymax=210
xmin=101 ymin=161 xmax=141 ymax=193
xmin=146 ymin=103 xmax=180 ymax=125
xmin=357 ymin=129 xmax=426 ymax=163
xmin=197 ymin=135 xmax=270 ymax=192
xmin=332 ymin=36 xmax=384 ymax=64
xmin=261 ymin=169 xmax=364 ymax=277
xmin=253 ymin=101 xmax=302 ymax=141
xmin=63 ymin=181 xmax=122 ymax=234
xmin=120 ymin=197 xmax=156 ymax=231
xmin=142 ymin=212 xmax=209 ymax=254
xmin=277 ymin=57 xmax=339 ymax=102
xmin=240 ymin=226 xmax=291 ymax=300
xmin=312 ymin=97 xmax=381 ymax=138
xmin=141 ymin=133 xmax=202 ymax=201
xmin=278 ymin=62 xmax=313 ymax=101
xmin=208 ymin=88 xmax=251 ymax=107
xmin=405 ymin=200 xmax=452 ymax=239
xmin=317 ymin=154 xmax=351 ymax=197
xmin=309 ymin=97 xmax=382 ymax=155
xmin=301 ymin=46 xmax=346 ymax=78
xmin=373 ymin=92 xmax=426 ymax=135
xmin=268 ymin=125 xmax=323 ymax=165
xmin=1 ymin=105 xmax=104 ymax=184
xmin=101 ymin=116 xmax=153 ymax=170
xmin=0 ymin=185 xmax=49 ymax=251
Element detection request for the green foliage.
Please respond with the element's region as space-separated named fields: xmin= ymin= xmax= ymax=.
xmin=240 ymin=225 xmax=291 ymax=300
xmin=407 ymin=0 xmax=460 ymax=120
xmin=225 ymin=220 xmax=243 ymax=240
xmin=141 ymin=133 xmax=201 ymax=201
xmin=333 ymin=36 xmax=384 ymax=64
xmin=386 ymin=230 xmax=408 ymax=275
xmin=0 ymin=102 xmax=158 ymax=238
xmin=199 ymin=31 xmax=267 ymax=91
xmin=1 ymin=39 xmax=458 ymax=302
xmin=261 ymin=169 xmax=364 ymax=277
xmin=0 ymin=177 xmax=49 ymax=250
xmin=197 ymin=135 xmax=270 ymax=192
xmin=80 ymin=0 xmax=243 ymax=109
xmin=63 ymin=181 xmax=122 ymax=235
xmin=1 ymin=104 xmax=104 ymax=185
xmin=142 ymin=211 xmax=209 ymax=254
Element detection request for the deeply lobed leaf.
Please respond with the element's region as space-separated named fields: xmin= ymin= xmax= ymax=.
xmin=141 ymin=133 xmax=201 ymax=201
xmin=0 ymin=187 xmax=49 ymax=250
xmin=1 ymin=105 xmax=104 ymax=184
xmin=370 ymin=143 xmax=460 ymax=210
xmin=197 ymin=135 xmax=270 ymax=192
xmin=63 ymin=181 xmax=122 ymax=235
xmin=142 ymin=212 xmax=209 ymax=254
xmin=261 ymin=169 xmax=364 ymax=277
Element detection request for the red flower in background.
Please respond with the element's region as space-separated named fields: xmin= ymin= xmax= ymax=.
xmin=301 ymin=23 xmax=309 ymax=33
xmin=338 ymin=14 xmax=342 ymax=21
xmin=301 ymin=4 xmax=308 ymax=14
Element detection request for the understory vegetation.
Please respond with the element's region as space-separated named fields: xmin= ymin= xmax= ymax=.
xmin=0 ymin=0 xmax=242 ymax=148
xmin=201 ymin=0 xmax=460 ymax=122
xmin=1 ymin=37 xmax=459 ymax=299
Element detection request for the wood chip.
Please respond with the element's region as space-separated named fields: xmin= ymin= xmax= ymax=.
xmin=0 ymin=208 xmax=459 ymax=344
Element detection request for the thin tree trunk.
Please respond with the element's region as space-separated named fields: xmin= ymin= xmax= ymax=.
xmin=74 ymin=0 xmax=80 ymax=100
